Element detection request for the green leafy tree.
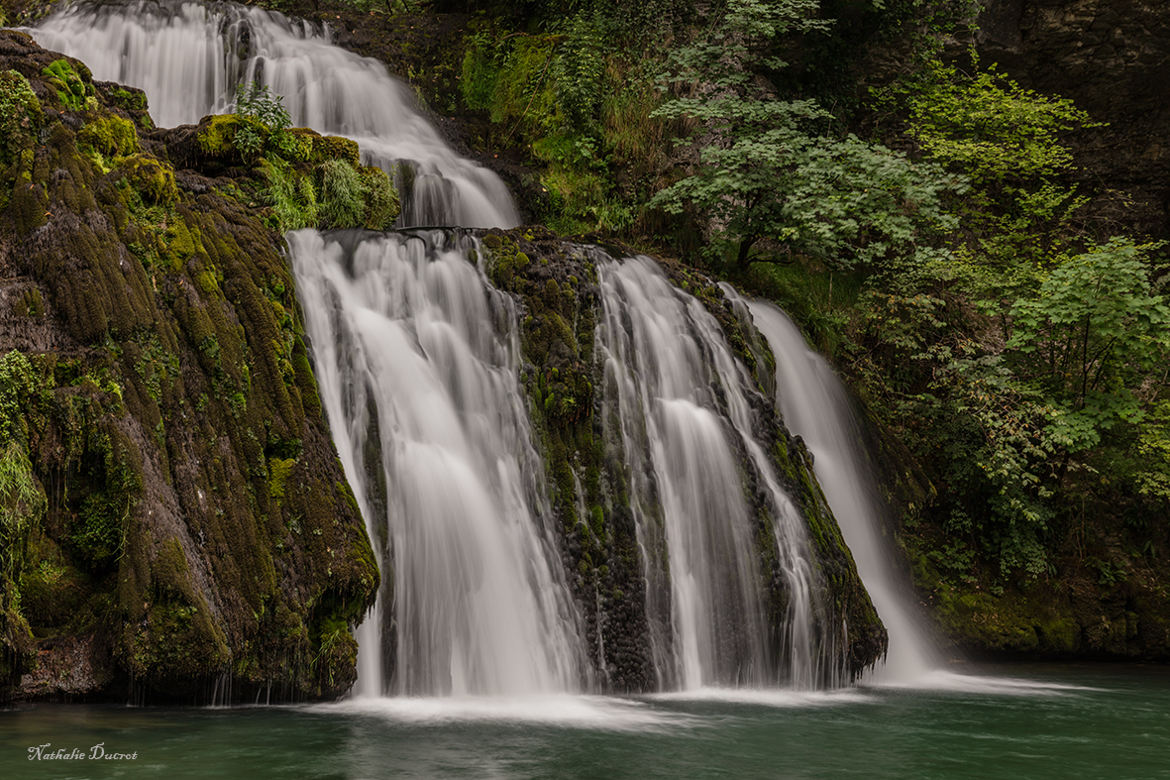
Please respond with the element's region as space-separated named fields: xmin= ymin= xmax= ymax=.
xmin=905 ymin=61 xmax=1099 ymax=306
xmin=1008 ymin=238 xmax=1170 ymax=452
xmin=649 ymin=0 xmax=959 ymax=270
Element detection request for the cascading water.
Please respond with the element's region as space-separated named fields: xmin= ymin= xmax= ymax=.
xmin=596 ymin=257 xmax=837 ymax=690
xmin=28 ymin=1 xmax=519 ymax=228
xmin=289 ymin=229 xmax=587 ymax=696
xmin=741 ymin=299 xmax=937 ymax=683
xmin=21 ymin=0 xmax=881 ymax=698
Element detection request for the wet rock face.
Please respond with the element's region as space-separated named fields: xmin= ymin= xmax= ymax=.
xmin=978 ymin=0 xmax=1170 ymax=239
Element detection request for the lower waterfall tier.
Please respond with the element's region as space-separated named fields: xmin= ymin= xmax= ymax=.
xmin=290 ymin=227 xmax=887 ymax=695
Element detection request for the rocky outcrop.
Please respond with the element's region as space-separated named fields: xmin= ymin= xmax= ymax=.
xmin=0 ymin=30 xmax=378 ymax=703
xmin=978 ymin=0 xmax=1170 ymax=239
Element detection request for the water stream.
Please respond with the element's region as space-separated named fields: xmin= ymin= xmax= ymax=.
xmin=596 ymin=257 xmax=834 ymax=690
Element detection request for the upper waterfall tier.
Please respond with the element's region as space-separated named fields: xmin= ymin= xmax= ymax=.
xmin=29 ymin=1 xmax=519 ymax=228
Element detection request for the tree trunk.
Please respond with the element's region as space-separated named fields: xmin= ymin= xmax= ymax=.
xmin=736 ymin=236 xmax=757 ymax=270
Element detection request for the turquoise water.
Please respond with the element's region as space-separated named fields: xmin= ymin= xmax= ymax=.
xmin=3 ymin=665 xmax=1168 ymax=779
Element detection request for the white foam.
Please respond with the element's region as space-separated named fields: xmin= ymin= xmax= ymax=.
xmin=866 ymin=669 xmax=1103 ymax=695
xmin=305 ymin=694 xmax=696 ymax=732
xmin=649 ymin=686 xmax=875 ymax=708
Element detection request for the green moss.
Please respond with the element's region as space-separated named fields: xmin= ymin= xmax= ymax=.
xmin=268 ymin=457 xmax=296 ymax=501
xmin=360 ymin=166 xmax=400 ymax=229
xmin=77 ymin=115 xmax=139 ymax=167
xmin=41 ymin=58 xmax=96 ymax=112
xmin=20 ymin=531 xmax=89 ymax=630
xmin=310 ymin=135 xmax=360 ymax=166
xmin=485 ymin=235 xmax=531 ymax=287
xmin=17 ymin=288 xmax=44 ymax=317
xmin=165 ymin=218 xmax=198 ymax=263
xmin=197 ymin=114 xmax=242 ymax=157
xmin=108 ymin=87 xmax=148 ymax=113
xmin=0 ymin=70 xmax=42 ymax=166
xmin=70 ymin=426 xmax=142 ymax=571
xmin=117 ymin=154 xmax=179 ymax=206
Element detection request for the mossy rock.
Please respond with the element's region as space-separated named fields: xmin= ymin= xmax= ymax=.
xmin=106 ymin=85 xmax=148 ymax=113
xmin=0 ymin=69 xmax=42 ymax=165
xmin=19 ymin=531 xmax=90 ymax=630
xmin=0 ymin=30 xmax=378 ymax=703
xmin=41 ymin=58 xmax=96 ymax=111
xmin=77 ymin=114 xmax=139 ymax=161
xmin=310 ymin=134 xmax=361 ymax=166
xmin=282 ymin=127 xmax=318 ymax=163
xmin=197 ymin=114 xmax=243 ymax=159
xmin=116 ymin=154 xmax=178 ymax=205
xmin=360 ymin=166 xmax=400 ymax=229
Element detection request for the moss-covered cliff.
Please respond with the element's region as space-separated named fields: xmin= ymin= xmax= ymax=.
xmin=0 ymin=30 xmax=380 ymax=702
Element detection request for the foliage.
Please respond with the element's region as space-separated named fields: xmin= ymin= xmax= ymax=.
xmin=924 ymin=355 xmax=1056 ymax=577
xmin=842 ymin=59 xmax=1168 ymax=583
xmin=1133 ymin=401 xmax=1170 ymax=501
xmin=907 ymin=62 xmax=1096 ymax=186
xmin=0 ymin=352 xmax=46 ymax=654
xmin=359 ymin=166 xmax=401 ymax=229
xmin=459 ymin=15 xmax=656 ymax=233
xmin=649 ymin=0 xmax=961 ymax=270
xmin=262 ymin=156 xmax=320 ymax=231
xmin=1007 ymin=239 xmax=1170 ymax=452
xmin=551 ymin=12 xmax=606 ymax=130
xmin=316 ymin=158 xmax=365 ymax=228
xmin=259 ymin=136 xmax=399 ymax=233
xmin=905 ymin=59 xmax=1098 ymax=296
xmin=233 ymin=81 xmax=295 ymax=162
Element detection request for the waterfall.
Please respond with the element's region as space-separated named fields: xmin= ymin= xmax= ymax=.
xmin=742 ymin=300 xmax=936 ymax=683
xmin=289 ymin=229 xmax=587 ymax=696
xmin=28 ymin=1 xmax=519 ymax=228
xmin=22 ymin=0 xmax=883 ymax=697
xmin=596 ymin=257 xmax=835 ymax=690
